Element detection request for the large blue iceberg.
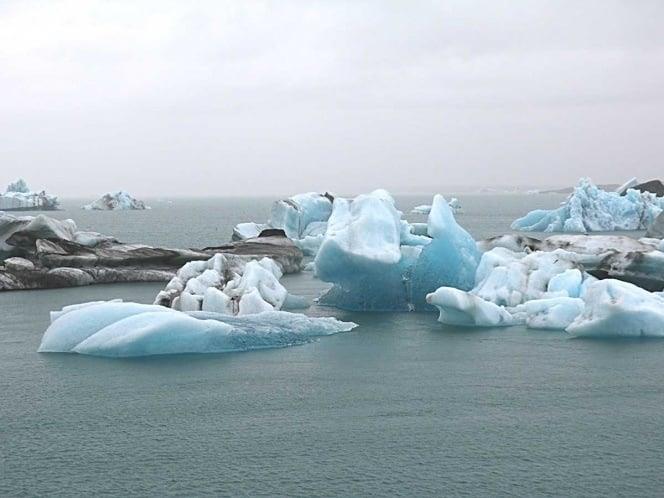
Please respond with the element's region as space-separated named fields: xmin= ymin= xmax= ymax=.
xmin=512 ymin=178 xmax=664 ymax=232
xmin=314 ymin=190 xmax=479 ymax=311
xmin=38 ymin=301 xmax=356 ymax=357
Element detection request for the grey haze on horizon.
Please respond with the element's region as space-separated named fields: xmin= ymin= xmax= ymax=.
xmin=1 ymin=0 xmax=663 ymax=197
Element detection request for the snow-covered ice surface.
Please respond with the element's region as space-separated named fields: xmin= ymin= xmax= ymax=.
xmin=512 ymin=178 xmax=664 ymax=232
xmin=154 ymin=253 xmax=307 ymax=315
xmin=566 ymin=280 xmax=664 ymax=338
xmin=0 ymin=178 xmax=59 ymax=210
xmin=315 ymin=190 xmax=478 ymax=311
xmin=38 ymin=301 xmax=356 ymax=357
xmin=83 ymin=191 xmax=149 ymax=210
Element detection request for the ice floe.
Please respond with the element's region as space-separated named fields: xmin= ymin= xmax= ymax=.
xmin=38 ymin=301 xmax=356 ymax=357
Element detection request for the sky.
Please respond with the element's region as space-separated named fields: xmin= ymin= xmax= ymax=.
xmin=1 ymin=0 xmax=663 ymax=197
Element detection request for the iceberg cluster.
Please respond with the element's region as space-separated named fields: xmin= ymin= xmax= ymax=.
xmin=154 ymin=253 xmax=307 ymax=315
xmin=427 ymin=242 xmax=664 ymax=337
xmin=314 ymin=190 xmax=479 ymax=311
xmin=233 ymin=192 xmax=333 ymax=256
xmin=0 ymin=179 xmax=59 ymax=211
xmin=83 ymin=191 xmax=149 ymax=210
xmin=38 ymin=301 xmax=356 ymax=357
xmin=512 ymin=178 xmax=664 ymax=232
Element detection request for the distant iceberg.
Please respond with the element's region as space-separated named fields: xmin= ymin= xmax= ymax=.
xmin=411 ymin=198 xmax=461 ymax=215
xmin=83 ymin=191 xmax=149 ymax=210
xmin=314 ymin=190 xmax=479 ymax=311
xmin=38 ymin=301 xmax=356 ymax=357
xmin=511 ymin=178 xmax=664 ymax=232
xmin=0 ymin=178 xmax=59 ymax=211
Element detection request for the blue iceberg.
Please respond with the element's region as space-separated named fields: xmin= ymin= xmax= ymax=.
xmin=512 ymin=178 xmax=664 ymax=232
xmin=38 ymin=301 xmax=357 ymax=357
xmin=314 ymin=190 xmax=479 ymax=311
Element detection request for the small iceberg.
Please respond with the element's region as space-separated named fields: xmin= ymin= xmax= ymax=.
xmin=511 ymin=178 xmax=664 ymax=232
xmin=154 ymin=253 xmax=308 ymax=314
xmin=83 ymin=191 xmax=149 ymax=210
xmin=566 ymin=279 xmax=664 ymax=338
xmin=0 ymin=178 xmax=59 ymax=211
xmin=411 ymin=198 xmax=461 ymax=215
xmin=232 ymin=192 xmax=333 ymax=256
xmin=38 ymin=301 xmax=357 ymax=357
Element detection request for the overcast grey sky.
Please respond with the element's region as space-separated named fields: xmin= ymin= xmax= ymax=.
xmin=1 ymin=0 xmax=663 ymax=197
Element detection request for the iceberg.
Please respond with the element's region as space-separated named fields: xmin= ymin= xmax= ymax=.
xmin=647 ymin=212 xmax=664 ymax=238
xmin=154 ymin=253 xmax=306 ymax=314
xmin=232 ymin=193 xmax=333 ymax=256
xmin=38 ymin=301 xmax=357 ymax=357
xmin=0 ymin=178 xmax=59 ymax=211
xmin=426 ymin=246 xmax=595 ymax=329
xmin=511 ymin=178 xmax=664 ymax=232
xmin=411 ymin=198 xmax=461 ymax=215
xmin=315 ymin=191 xmax=479 ymax=311
xmin=83 ymin=191 xmax=149 ymax=210
xmin=566 ymin=280 xmax=664 ymax=337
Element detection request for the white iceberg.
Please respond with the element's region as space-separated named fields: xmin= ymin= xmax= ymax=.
xmin=512 ymin=178 xmax=664 ymax=232
xmin=426 ymin=246 xmax=595 ymax=328
xmin=314 ymin=191 xmax=479 ymax=311
xmin=411 ymin=198 xmax=461 ymax=215
xmin=0 ymin=178 xmax=59 ymax=211
xmin=231 ymin=192 xmax=334 ymax=256
xmin=38 ymin=301 xmax=357 ymax=357
xmin=83 ymin=191 xmax=149 ymax=210
xmin=566 ymin=279 xmax=664 ymax=338
xmin=154 ymin=253 xmax=307 ymax=315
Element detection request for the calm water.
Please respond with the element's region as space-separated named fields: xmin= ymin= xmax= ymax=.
xmin=2 ymin=194 xmax=663 ymax=497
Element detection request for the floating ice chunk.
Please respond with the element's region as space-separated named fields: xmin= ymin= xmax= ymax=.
xmin=83 ymin=191 xmax=149 ymax=210
xmin=316 ymin=191 xmax=478 ymax=311
xmin=426 ymin=287 xmax=516 ymax=327
xmin=566 ymin=280 xmax=664 ymax=337
xmin=472 ymin=248 xmax=586 ymax=306
xmin=39 ymin=302 xmax=357 ymax=357
xmin=411 ymin=204 xmax=431 ymax=214
xmin=510 ymin=297 xmax=585 ymax=330
xmin=269 ymin=192 xmax=333 ymax=239
xmin=232 ymin=222 xmax=267 ymax=241
xmin=154 ymin=253 xmax=303 ymax=315
xmin=512 ymin=178 xmax=664 ymax=232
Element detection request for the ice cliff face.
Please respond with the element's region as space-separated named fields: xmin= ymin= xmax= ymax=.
xmin=511 ymin=178 xmax=664 ymax=232
xmin=83 ymin=191 xmax=149 ymax=210
xmin=0 ymin=179 xmax=59 ymax=211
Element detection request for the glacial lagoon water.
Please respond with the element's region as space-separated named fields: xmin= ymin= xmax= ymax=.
xmin=3 ymin=194 xmax=664 ymax=496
